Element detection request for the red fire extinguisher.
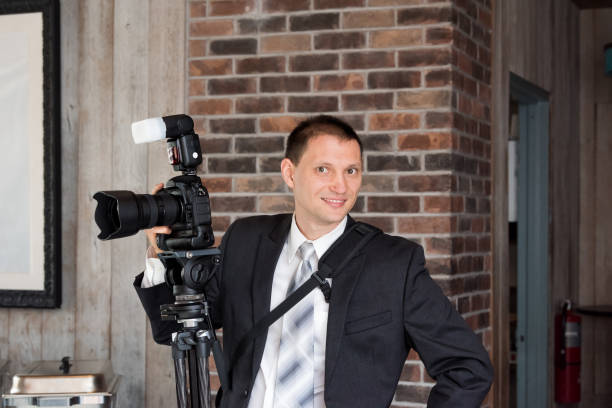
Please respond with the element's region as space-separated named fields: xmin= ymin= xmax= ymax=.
xmin=555 ymin=299 xmax=581 ymax=403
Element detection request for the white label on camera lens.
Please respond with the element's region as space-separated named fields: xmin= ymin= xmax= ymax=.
xmin=192 ymin=152 xmax=199 ymax=158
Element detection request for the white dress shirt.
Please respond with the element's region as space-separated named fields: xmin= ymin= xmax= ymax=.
xmin=142 ymin=215 xmax=347 ymax=408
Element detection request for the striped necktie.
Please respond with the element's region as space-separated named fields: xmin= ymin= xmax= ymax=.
xmin=274 ymin=241 xmax=317 ymax=408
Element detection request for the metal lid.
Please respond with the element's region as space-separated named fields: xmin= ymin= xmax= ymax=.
xmin=7 ymin=359 xmax=118 ymax=395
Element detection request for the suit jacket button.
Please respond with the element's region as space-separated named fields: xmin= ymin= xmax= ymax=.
xmin=243 ymin=389 xmax=248 ymax=398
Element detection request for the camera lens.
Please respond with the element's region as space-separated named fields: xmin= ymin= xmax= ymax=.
xmin=93 ymin=190 xmax=181 ymax=240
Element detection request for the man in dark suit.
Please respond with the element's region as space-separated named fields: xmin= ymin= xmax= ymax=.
xmin=135 ymin=115 xmax=493 ymax=407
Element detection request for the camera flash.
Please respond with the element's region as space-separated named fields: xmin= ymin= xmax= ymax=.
xmin=131 ymin=117 xmax=167 ymax=144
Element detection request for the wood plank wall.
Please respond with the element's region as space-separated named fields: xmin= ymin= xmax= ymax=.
xmin=0 ymin=1 xmax=186 ymax=407
xmin=492 ymin=1 xmax=581 ymax=407
xmin=579 ymin=9 xmax=612 ymax=408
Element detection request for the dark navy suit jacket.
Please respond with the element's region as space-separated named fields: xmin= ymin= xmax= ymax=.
xmin=135 ymin=214 xmax=493 ymax=407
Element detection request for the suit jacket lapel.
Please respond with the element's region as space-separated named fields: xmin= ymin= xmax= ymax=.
xmin=324 ymin=215 xmax=366 ymax=386
xmin=250 ymin=214 xmax=291 ymax=382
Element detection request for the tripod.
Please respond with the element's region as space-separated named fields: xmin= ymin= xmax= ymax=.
xmin=159 ymin=249 xmax=227 ymax=408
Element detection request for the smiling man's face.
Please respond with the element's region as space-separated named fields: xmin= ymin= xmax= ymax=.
xmin=281 ymin=133 xmax=362 ymax=240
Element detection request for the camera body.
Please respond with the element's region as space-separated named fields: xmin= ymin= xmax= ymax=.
xmin=156 ymin=175 xmax=214 ymax=251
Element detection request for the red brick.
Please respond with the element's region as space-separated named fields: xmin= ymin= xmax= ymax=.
xmin=399 ymin=48 xmax=451 ymax=67
xmin=369 ymin=113 xmax=420 ymax=131
xmin=236 ymin=97 xmax=284 ymax=114
xmin=290 ymin=54 xmax=339 ymax=72
xmin=263 ymin=0 xmax=310 ymax=12
xmin=360 ymin=175 xmax=395 ymax=192
xmin=425 ymin=111 xmax=453 ymax=128
xmin=236 ymin=56 xmax=285 ymax=74
xmin=343 ymin=10 xmax=394 ymax=28
xmin=201 ymin=177 xmax=232 ymax=193
xmin=189 ymin=59 xmax=232 ymax=76
xmin=236 ymin=136 xmax=285 ymax=153
xmin=260 ymin=116 xmax=303 ymax=133
xmin=371 ymin=29 xmax=422 ymax=48
xmin=200 ymin=137 xmax=231 ymax=153
xmin=212 ymin=216 xmax=231 ymax=232
xmin=398 ymin=216 xmax=456 ymax=233
xmin=395 ymin=384 xmax=431 ymax=404
xmin=314 ymin=74 xmax=364 ymax=91
xmin=425 ymin=68 xmax=452 ymax=87
xmin=210 ymin=38 xmax=257 ymax=55
xmin=426 ymin=26 xmax=453 ymax=44
xmin=398 ymin=132 xmax=452 ymax=150
xmin=261 ymin=34 xmax=311 ymax=53
xmin=314 ymin=32 xmax=366 ymax=50
xmin=211 ymin=196 xmax=256 ymax=212
xmin=190 ymin=2 xmax=206 ymax=17
xmin=235 ymin=176 xmax=286 ymax=193
xmin=397 ymin=89 xmax=451 ymax=109
xmin=238 ymin=16 xmax=286 ymax=34
xmin=209 ymin=78 xmax=256 ymax=95
xmin=342 ymin=93 xmax=393 ymax=111
xmin=398 ymin=175 xmax=453 ymax=192
xmin=209 ymin=0 xmax=255 ymax=16
xmin=189 ymin=99 xmax=232 ymax=115
xmin=369 ymin=0 xmax=421 ymax=5
xmin=259 ymin=195 xmax=294 ymax=212
xmin=368 ymin=71 xmax=421 ymax=89
xmin=342 ymin=51 xmax=395 ymax=69
xmin=188 ymin=79 xmax=206 ymax=96
xmin=425 ymin=237 xmax=453 ymax=255
xmin=424 ymin=196 xmax=464 ymax=213
xmin=314 ymin=0 xmax=365 ymax=8
xmin=209 ymin=157 xmax=256 ymax=173
xmin=190 ymin=20 xmax=234 ymax=37
xmin=369 ymin=196 xmax=419 ymax=213
xmin=398 ymin=6 xmax=454 ymax=25
xmin=290 ymin=13 xmax=339 ymax=31
xmin=400 ymin=362 xmax=422 ymax=382
xmin=210 ymin=118 xmax=256 ymax=134
xmin=261 ymin=76 xmax=311 ymax=93
xmin=288 ymin=96 xmax=338 ymax=112
xmin=189 ymin=40 xmax=207 ymax=57
xmin=367 ymin=155 xmax=420 ymax=172
xmin=478 ymin=7 xmax=492 ymax=29
xmin=259 ymin=156 xmax=283 ymax=172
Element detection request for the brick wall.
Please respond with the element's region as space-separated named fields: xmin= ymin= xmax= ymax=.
xmin=187 ymin=0 xmax=492 ymax=405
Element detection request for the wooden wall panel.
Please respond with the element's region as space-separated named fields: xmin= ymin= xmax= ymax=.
xmin=492 ymin=1 xmax=581 ymax=407
xmin=579 ymin=8 xmax=612 ymax=408
xmin=144 ymin=2 xmax=186 ymax=406
xmin=109 ymin=0 xmax=150 ymax=406
xmin=41 ymin=0 xmax=79 ymax=363
xmin=74 ymin=0 xmax=114 ymax=361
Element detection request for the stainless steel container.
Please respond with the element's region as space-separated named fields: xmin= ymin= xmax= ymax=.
xmin=2 ymin=360 xmax=120 ymax=408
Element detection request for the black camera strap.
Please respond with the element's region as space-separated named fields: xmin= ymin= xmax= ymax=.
xmin=228 ymin=221 xmax=381 ymax=387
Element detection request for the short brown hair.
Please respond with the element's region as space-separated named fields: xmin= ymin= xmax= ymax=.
xmin=284 ymin=115 xmax=363 ymax=164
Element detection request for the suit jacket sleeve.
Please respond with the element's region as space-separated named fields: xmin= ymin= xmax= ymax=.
xmin=133 ymin=272 xmax=179 ymax=345
xmin=402 ymin=246 xmax=493 ymax=407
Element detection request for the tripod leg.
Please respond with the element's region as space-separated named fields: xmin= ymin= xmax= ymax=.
xmin=196 ymin=331 xmax=212 ymax=408
xmin=172 ymin=341 xmax=189 ymax=408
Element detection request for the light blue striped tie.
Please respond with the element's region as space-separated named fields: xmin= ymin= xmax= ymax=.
xmin=274 ymin=242 xmax=317 ymax=408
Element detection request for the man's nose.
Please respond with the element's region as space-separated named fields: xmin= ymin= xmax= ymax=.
xmin=330 ymin=173 xmax=347 ymax=193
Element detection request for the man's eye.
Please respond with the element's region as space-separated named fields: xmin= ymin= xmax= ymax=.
xmin=347 ymin=168 xmax=359 ymax=175
xmin=317 ymin=167 xmax=328 ymax=173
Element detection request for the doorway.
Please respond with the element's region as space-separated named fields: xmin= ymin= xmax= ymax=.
xmin=507 ymin=73 xmax=550 ymax=408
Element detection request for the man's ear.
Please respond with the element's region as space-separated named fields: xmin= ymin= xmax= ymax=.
xmin=280 ymin=158 xmax=296 ymax=189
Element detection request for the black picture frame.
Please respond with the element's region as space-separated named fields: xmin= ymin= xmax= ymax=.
xmin=0 ymin=0 xmax=61 ymax=307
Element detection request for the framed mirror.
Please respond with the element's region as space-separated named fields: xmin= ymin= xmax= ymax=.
xmin=0 ymin=0 xmax=61 ymax=307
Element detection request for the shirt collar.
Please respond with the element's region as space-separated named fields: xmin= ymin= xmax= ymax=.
xmin=286 ymin=215 xmax=348 ymax=264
